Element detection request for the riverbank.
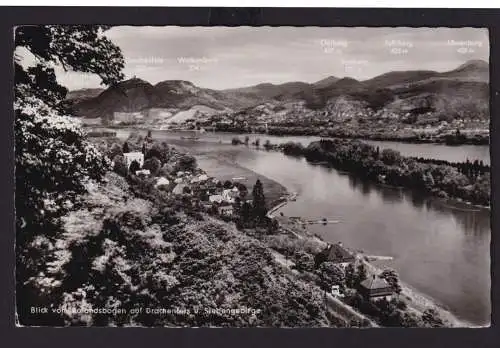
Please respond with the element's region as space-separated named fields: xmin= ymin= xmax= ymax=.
xmin=277 ymin=139 xmax=490 ymax=207
xmin=267 ymin=194 xmax=471 ymax=327
xmin=93 ymin=125 xmax=489 ymax=146
xmin=211 ymin=126 xmax=490 ymax=146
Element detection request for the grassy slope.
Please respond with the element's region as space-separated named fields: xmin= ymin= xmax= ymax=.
xmin=55 ymin=172 xmax=345 ymax=327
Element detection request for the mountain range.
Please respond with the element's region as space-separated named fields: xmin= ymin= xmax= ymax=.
xmin=65 ymin=59 xmax=489 ymax=124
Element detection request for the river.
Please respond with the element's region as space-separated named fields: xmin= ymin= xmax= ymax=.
xmin=128 ymin=130 xmax=490 ymax=164
xmin=115 ymin=129 xmax=491 ymax=326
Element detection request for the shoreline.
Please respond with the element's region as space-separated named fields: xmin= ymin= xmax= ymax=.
xmin=202 ymin=128 xmax=490 ymax=146
xmin=266 ymin=182 xmax=475 ymax=328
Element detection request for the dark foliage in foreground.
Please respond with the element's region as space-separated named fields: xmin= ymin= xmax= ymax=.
xmin=23 ymin=173 xmax=344 ymax=327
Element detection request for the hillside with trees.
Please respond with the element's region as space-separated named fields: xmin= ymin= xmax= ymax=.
xmin=280 ymin=139 xmax=490 ymax=206
xmin=67 ymin=60 xmax=489 ymax=136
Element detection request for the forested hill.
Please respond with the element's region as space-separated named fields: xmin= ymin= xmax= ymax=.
xmin=65 ymin=59 xmax=489 ymax=125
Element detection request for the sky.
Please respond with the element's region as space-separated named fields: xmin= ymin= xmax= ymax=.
xmin=50 ymin=26 xmax=489 ymax=91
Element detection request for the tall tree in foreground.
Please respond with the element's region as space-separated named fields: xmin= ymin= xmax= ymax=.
xmin=252 ymin=179 xmax=267 ymax=222
xmin=14 ymin=25 xmax=124 ymax=325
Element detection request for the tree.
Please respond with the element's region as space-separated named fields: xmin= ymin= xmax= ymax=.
xmin=421 ymin=309 xmax=444 ymax=328
xmin=252 ymin=179 xmax=267 ymax=221
xmin=143 ymin=157 xmax=161 ymax=176
xmin=263 ymin=140 xmax=272 ymax=151
xmin=223 ymin=180 xmax=233 ymax=189
xmin=381 ymin=148 xmax=401 ymax=166
xmin=129 ymin=160 xmax=141 ymax=174
xmin=316 ymin=262 xmax=346 ymax=292
xmin=233 ymin=197 xmax=242 ymax=216
xmin=283 ymin=142 xmax=305 ymax=157
xmin=122 ymin=142 xmax=130 ymax=154
xmin=345 ymin=263 xmax=356 ymax=288
xmin=240 ymin=201 xmax=252 ymax=220
xmin=15 ymin=25 xmax=124 ymax=325
xmin=380 ymin=269 xmax=402 ymax=294
xmin=113 ymin=155 xmax=128 ymax=177
xmin=176 ymin=155 xmax=197 ymax=173
xmin=354 ymin=263 xmax=368 ymax=288
xmin=15 ymin=26 xmax=124 ymax=109
xmin=267 ymin=218 xmax=280 ymax=234
xmin=293 ymin=251 xmax=315 ymax=273
xmin=107 ymin=143 xmax=123 ymax=159
xmin=145 ymin=143 xmax=169 ymax=164
xmin=236 ymin=183 xmax=248 ymax=199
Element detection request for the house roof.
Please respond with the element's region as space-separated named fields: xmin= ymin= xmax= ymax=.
xmin=209 ymin=194 xmax=223 ymax=202
xmin=323 ymin=243 xmax=355 ymax=263
xmin=360 ymin=276 xmax=392 ymax=291
xmin=172 ymin=183 xmax=187 ymax=194
xmin=155 ymin=177 xmax=170 ymax=187
xmin=135 ymin=169 xmax=150 ymax=175
xmin=125 ymin=152 xmax=144 ymax=160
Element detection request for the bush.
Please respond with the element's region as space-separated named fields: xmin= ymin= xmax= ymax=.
xmin=15 ymin=91 xmax=110 ymax=232
xmin=421 ymin=309 xmax=445 ymax=328
xmin=129 ymin=160 xmax=141 ymax=174
xmin=107 ymin=143 xmax=123 ymax=160
xmin=282 ymin=142 xmax=305 ymax=157
xmin=113 ymin=155 xmax=128 ymax=177
xmin=316 ymin=261 xmax=346 ymax=291
xmin=143 ymin=157 xmax=161 ymax=176
xmin=145 ymin=143 xmax=169 ymax=164
xmin=293 ymin=250 xmax=315 ymax=272
xmin=176 ymin=155 xmax=197 ymax=172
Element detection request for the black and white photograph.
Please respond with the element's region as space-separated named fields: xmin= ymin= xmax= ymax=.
xmin=14 ymin=25 xmax=491 ymax=327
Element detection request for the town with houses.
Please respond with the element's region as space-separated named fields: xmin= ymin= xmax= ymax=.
xmin=120 ymin=132 xmax=253 ymax=220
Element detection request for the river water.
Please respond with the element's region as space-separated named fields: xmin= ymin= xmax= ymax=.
xmin=116 ymin=129 xmax=491 ymax=326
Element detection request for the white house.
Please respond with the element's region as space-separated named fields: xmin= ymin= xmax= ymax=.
xmin=174 ymin=177 xmax=184 ymax=184
xmin=124 ymin=152 xmax=144 ymax=168
xmin=209 ymin=194 xmax=223 ymax=204
xmin=135 ymin=169 xmax=150 ymax=176
xmin=155 ymin=177 xmax=170 ymax=188
xmin=222 ymin=187 xmax=240 ymax=203
xmin=172 ymin=183 xmax=188 ymax=195
xmin=218 ymin=205 xmax=234 ymax=217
